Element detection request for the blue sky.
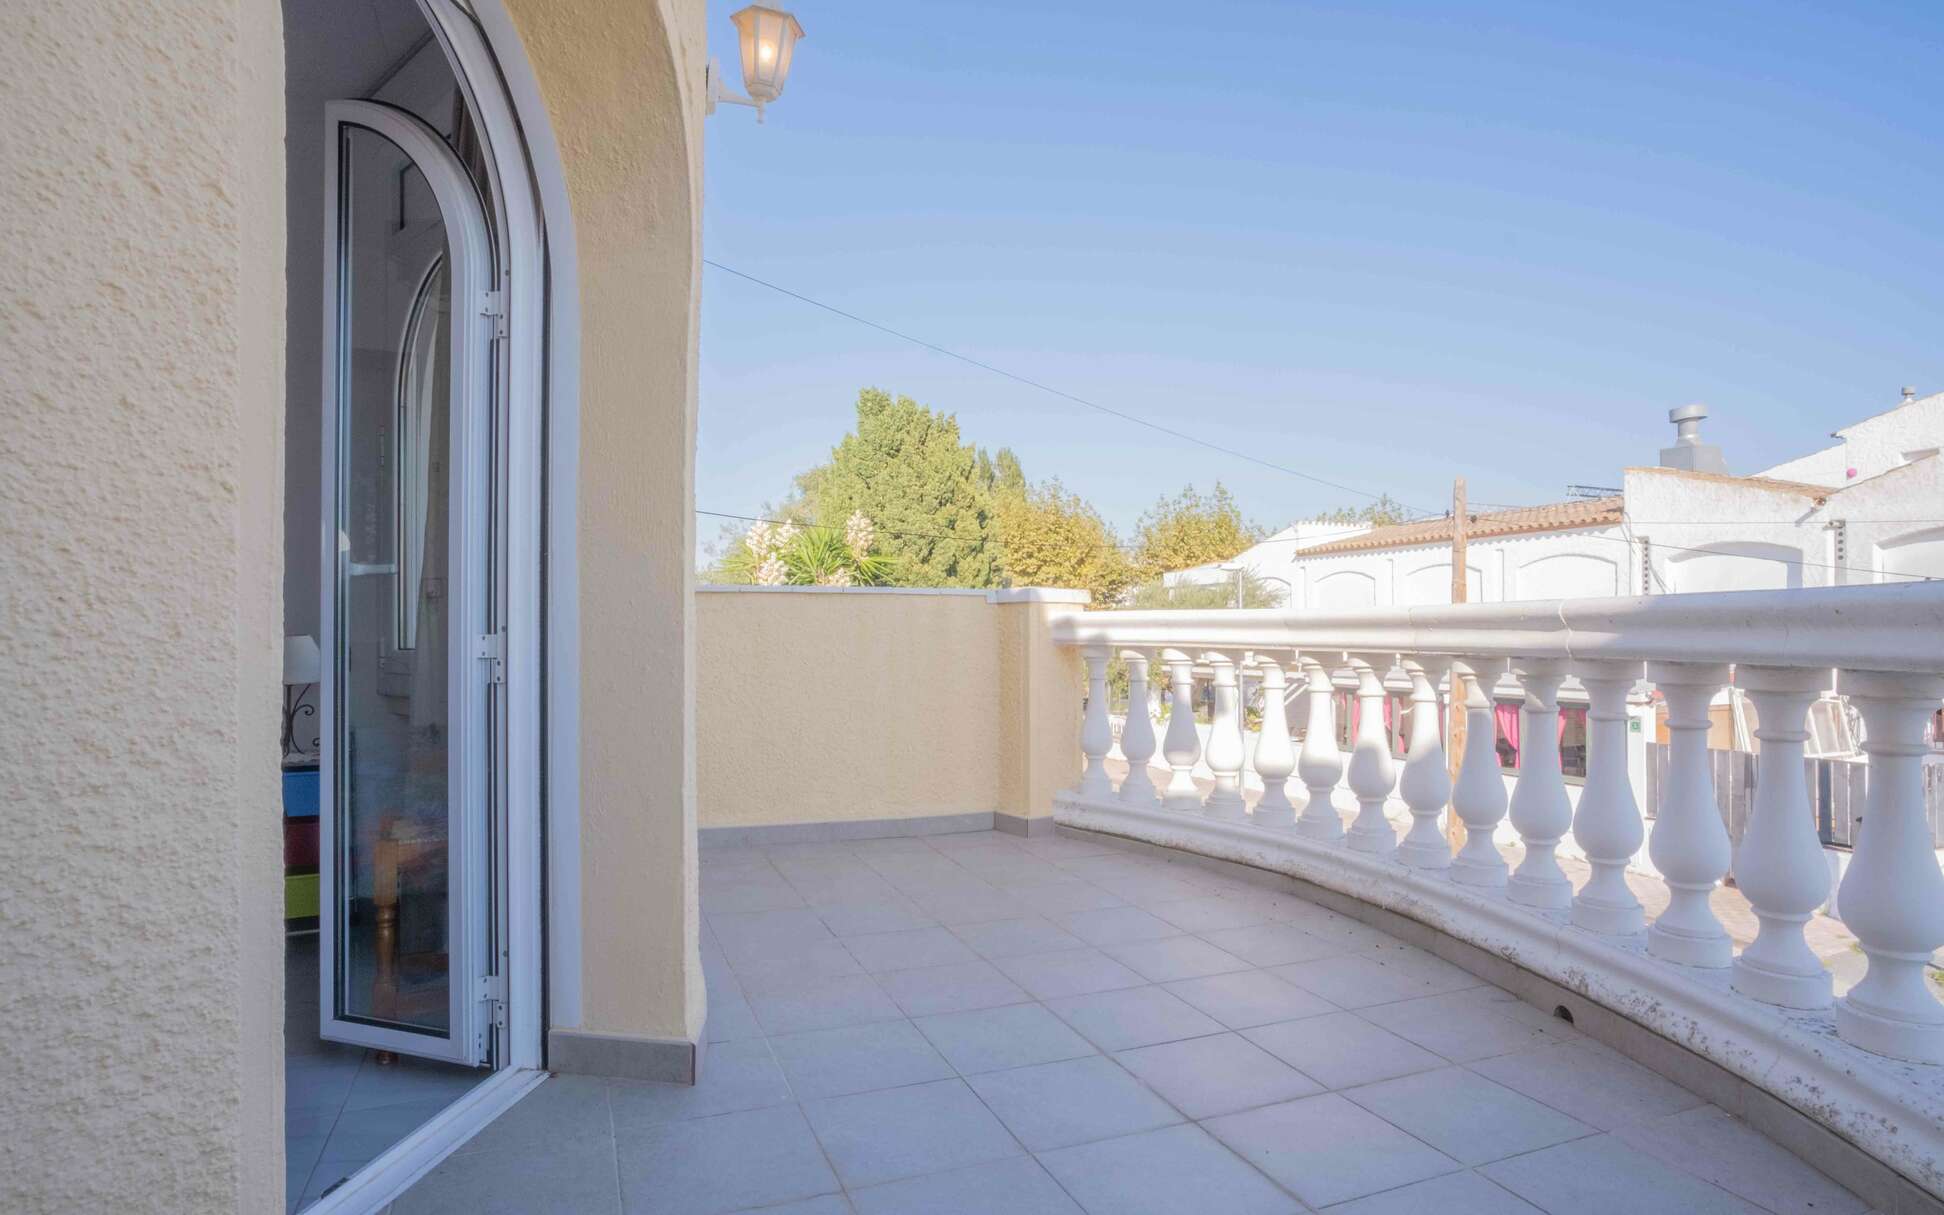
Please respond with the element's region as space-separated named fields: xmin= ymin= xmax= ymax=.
xmin=699 ymin=0 xmax=1944 ymax=548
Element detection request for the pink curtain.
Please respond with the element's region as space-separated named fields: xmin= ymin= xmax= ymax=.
xmin=1558 ymin=707 xmax=1571 ymax=743
xmin=1495 ymin=702 xmax=1521 ymax=762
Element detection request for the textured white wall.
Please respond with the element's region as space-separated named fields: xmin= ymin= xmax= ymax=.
xmin=0 ymin=1 xmax=286 ymax=1210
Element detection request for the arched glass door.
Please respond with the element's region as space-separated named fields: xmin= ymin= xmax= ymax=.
xmin=318 ymin=100 xmax=497 ymax=1066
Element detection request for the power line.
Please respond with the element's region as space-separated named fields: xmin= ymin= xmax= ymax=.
xmin=704 ymin=259 xmax=1449 ymax=520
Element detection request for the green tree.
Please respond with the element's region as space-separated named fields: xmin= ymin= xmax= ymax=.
xmin=1132 ymin=482 xmax=1262 ymax=579
xmin=1124 ymin=570 xmax=1283 ymax=610
xmin=796 ymin=389 xmax=1004 ymax=587
xmin=1316 ymin=493 xmax=1411 ymax=528
xmin=995 ymin=479 xmax=1134 ymax=606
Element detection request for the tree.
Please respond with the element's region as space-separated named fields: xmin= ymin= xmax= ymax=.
xmin=712 ymin=512 xmax=895 ymax=587
xmin=995 ymin=479 xmax=1135 ymax=606
xmin=1132 ymin=482 xmax=1262 ymax=579
xmin=796 ymin=389 xmax=1004 ymax=588
xmin=1316 ymin=493 xmax=1411 ymax=528
xmin=1124 ymin=570 xmax=1283 ymax=610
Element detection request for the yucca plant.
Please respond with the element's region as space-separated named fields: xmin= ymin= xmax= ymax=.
xmin=712 ymin=512 xmax=895 ymax=587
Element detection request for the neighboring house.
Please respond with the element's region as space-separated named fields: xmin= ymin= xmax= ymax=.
xmin=1176 ymin=394 xmax=1944 ymax=610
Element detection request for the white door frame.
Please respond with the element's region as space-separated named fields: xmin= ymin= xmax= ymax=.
xmin=318 ymin=97 xmax=495 ymax=1065
xmin=301 ymin=0 xmax=563 ymax=1206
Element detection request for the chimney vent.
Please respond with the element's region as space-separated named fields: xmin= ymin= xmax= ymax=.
xmin=1902 ymin=386 xmax=1918 ymax=405
xmin=1659 ymin=403 xmax=1728 ymax=474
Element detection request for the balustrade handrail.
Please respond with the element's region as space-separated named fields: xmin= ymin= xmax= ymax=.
xmin=1051 ymin=582 xmax=1944 ymax=673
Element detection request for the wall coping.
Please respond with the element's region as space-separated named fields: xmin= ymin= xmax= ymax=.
xmin=697 ymin=584 xmax=1090 ymax=604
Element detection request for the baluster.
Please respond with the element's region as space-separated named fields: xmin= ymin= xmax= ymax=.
xmin=1204 ymin=652 xmax=1247 ymax=820
xmin=1570 ymin=660 xmax=1647 ymax=934
xmin=1450 ymin=658 xmax=1510 ymax=887
xmin=1833 ymin=671 xmax=1944 ymax=1062
xmin=1160 ymin=649 xmax=1204 ymax=812
xmin=1397 ymin=657 xmax=1453 ymax=869
xmin=1346 ymin=655 xmax=1399 ymax=855
xmin=1078 ymin=647 xmax=1114 ymax=800
xmin=1297 ymin=654 xmax=1345 ymax=841
xmin=1645 ymin=662 xmax=1733 ymax=967
xmin=1506 ymin=659 xmax=1574 ymax=909
xmin=1116 ymin=650 xmax=1161 ymax=808
xmin=1731 ymin=667 xmax=1832 ymax=1008
xmin=1252 ymin=654 xmax=1298 ymax=830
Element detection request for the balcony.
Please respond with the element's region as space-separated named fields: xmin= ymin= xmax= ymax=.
xmin=394 ymin=583 xmax=1944 ymax=1214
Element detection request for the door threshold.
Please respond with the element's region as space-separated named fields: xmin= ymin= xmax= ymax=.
xmin=300 ymin=1065 xmax=546 ymax=1215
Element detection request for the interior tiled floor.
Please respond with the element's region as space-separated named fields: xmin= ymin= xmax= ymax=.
xmin=287 ymin=935 xmax=488 ymax=1212
xmin=389 ymin=830 xmax=1873 ymax=1215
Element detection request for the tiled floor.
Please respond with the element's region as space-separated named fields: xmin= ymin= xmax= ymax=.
xmin=390 ymin=829 xmax=1872 ymax=1215
xmin=286 ymin=936 xmax=488 ymax=1211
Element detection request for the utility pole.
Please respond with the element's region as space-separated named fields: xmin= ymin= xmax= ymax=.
xmin=1446 ymin=477 xmax=1469 ymax=853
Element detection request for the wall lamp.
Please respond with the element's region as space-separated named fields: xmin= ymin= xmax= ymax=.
xmin=708 ymin=5 xmax=804 ymax=123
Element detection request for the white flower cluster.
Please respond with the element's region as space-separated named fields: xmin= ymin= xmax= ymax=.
xmin=817 ymin=567 xmax=853 ymax=588
xmin=746 ymin=518 xmax=798 ymax=587
xmin=756 ymin=555 xmax=788 ymax=587
xmin=844 ymin=510 xmax=875 ymax=559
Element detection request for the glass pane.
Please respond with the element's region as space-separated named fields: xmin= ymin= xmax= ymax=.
xmin=334 ymin=123 xmax=454 ymax=1036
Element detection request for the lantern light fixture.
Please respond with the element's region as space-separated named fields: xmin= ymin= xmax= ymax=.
xmin=708 ymin=4 xmax=804 ymax=123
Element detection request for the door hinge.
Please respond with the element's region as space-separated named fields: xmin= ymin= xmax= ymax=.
xmin=476 ymin=973 xmax=507 ymax=1057
xmin=479 ymin=289 xmax=508 ymax=339
xmin=474 ymin=631 xmax=506 ymax=684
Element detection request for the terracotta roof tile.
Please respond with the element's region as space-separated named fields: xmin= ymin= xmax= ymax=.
xmin=1292 ymin=496 xmax=1624 ymax=557
xmin=1622 ymin=466 xmax=1831 ymax=499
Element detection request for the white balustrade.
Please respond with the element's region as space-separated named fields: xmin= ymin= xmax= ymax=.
xmin=1506 ymin=658 xmax=1574 ymax=910
xmin=1346 ymin=655 xmax=1399 ymax=855
xmin=1117 ymin=650 xmax=1161 ymax=808
xmin=1296 ymin=654 xmax=1345 ymax=841
xmin=1730 ymin=666 xmax=1832 ymax=1008
xmin=1570 ymin=659 xmax=1646 ymax=935
xmin=1160 ymin=649 xmax=1203 ymax=812
xmin=1203 ymin=651 xmax=1247 ymax=821
xmin=1834 ymin=671 xmax=1944 ymax=1063
xmin=1645 ymin=661 xmax=1733 ymax=967
xmin=1051 ymin=584 xmax=1944 ymax=1066
xmin=1396 ymin=657 xmax=1453 ymax=869
xmin=1450 ymin=658 xmax=1510 ymax=888
xmin=1078 ymin=647 xmax=1114 ymax=800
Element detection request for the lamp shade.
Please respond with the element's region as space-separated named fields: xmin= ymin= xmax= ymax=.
xmin=731 ymin=4 xmax=803 ymax=105
xmin=284 ymin=635 xmax=322 ymax=686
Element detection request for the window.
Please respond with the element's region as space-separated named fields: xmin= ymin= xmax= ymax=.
xmin=1494 ymin=700 xmax=1588 ymax=778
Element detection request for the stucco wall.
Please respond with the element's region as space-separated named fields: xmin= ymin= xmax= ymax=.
xmin=501 ymin=0 xmax=709 ymax=1045
xmin=698 ymin=589 xmax=1087 ymax=830
xmin=0 ymin=0 xmax=286 ymax=1210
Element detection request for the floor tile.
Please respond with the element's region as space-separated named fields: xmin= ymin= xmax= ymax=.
xmin=769 ymin=1020 xmax=955 ymax=1100
xmin=1205 ymin=1093 xmax=1460 ymax=1207
xmin=1321 ymin=1170 xmax=1544 ymax=1214
xmin=701 ymin=875 xmax=806 ymax=915
xmin=1102 ymin=935 xmax=1251 ymax=982
xmin=1242 ymin=1012 xmax=1445 ymax=1090
xmin=1200 ymin=922 xmax=1346 ymax=967
xmin=815 ymin=898 xmax=938 ymax=938
xmin=873 ymin=959 xmax=1032 ymax=1018
xmin=1115 ymin=1032 xmax=1322 ymax=1119
xmin=1162 ymin=970 xmax=1336 ymax=1029
xmin=1467 ymin=1040 xmax=1705 ymax=1131
xmin=746 ymin=974 xmax=904 ymax=1036
xmin=340 ymin=1056 xmax=485 ymax=1114
xmin=1342 ymin=1067 xmax=1594 ymax=1165
xmin=1044 ymin=985 xmax=1225 ymax=1052
xmin=915 ymin=1002 xmax=1097 ymax=1074
xmin=992 ymin=949 xmax=1146 ymax=1001
xmin=711 ymin=908 xmax=837 ymax=968
xmin=950 ymin=916 xmax=1087 ymax=959
xmin=1612 ymin=1105 xmax=1867 ymax=1215
xmin=448 ymin=1075 xmax=613 ymax=1159
xmin=732 ymin=1198 xmax=853 ymax=1215
xmin=968 ymin=1055 xmax=1182 ymax=1150
xmin=616 ymin=1104 xmax=840 ymax=1215
xmin=705 ymin=985 xmax=766 ymax=1043
xmin=1146 ymin=894 xmax=1279 ymax=934
xmin=1036 ymin=1123 xmax=1303 ymax=1215
xmin=1480 ymin=1134 xmax=1765 ymax=1215
xmin=1268 ymin=950 xmax=1472 ymax=1009
xmin=801 ymin=1078 xmax=1023 ymax=1189
xmin=842 ymin=926 xmax=981 ymax=974
xmin=1358 ymin=988 xmax=1575 ymax=1063
xmin=392 ymin=1135 xmax=620 ymax=1215
xmin=610 ymin=1039 xmax=793 ymax=1127
xmin=848 ymin=1156 xmax=1081 ymax=1215
xmin=1013 ymin=881 xmax=1127 ymax=917
xmin=915 ymin=887 xmax=1025 ymax=926
xmin=732 ymin=941 xmax=869 ymax=994
xmin=1056 ymin=906 xmax=1183 ymax=946
xmin=1097 ymin=875 xmax=1211 ymax=905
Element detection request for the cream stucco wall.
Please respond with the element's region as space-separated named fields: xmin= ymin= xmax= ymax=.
xmin=698 ymin=588 xmax=1087 ymax=831
xmin=501 ymin=0 xmax=709 ymax=1046
xmin=0 ymin=0 xmax=286 ymax=1210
